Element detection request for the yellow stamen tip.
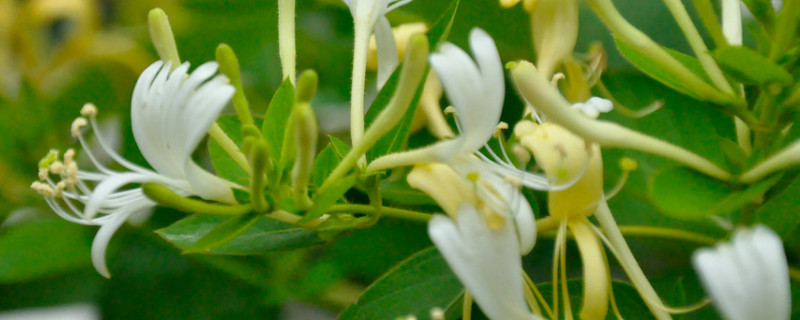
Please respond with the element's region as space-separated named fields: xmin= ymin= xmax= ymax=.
xmin=443 ymin=105 xmax=456 ymax=115
xmin=620 ymin=157 xmax=638 ymax=171
xmin=494 ymin=121 xmax=509 ymax=138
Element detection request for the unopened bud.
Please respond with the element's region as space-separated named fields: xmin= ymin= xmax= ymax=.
xmin=296 ymin=69 xmax=318 ymax=104
xmin=292 ymin=102 xmax=318 ymax=209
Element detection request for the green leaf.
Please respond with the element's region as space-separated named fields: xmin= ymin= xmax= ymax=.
xmin=0 ymin=220 xmax=91 ymax=283
xmin=261 ymin=78 xmax=296 ymax=160
xmin=183 ymin=213 xmax=262 ymax=253
xmin=712 ymin=46 xmax=793 ymax=86
xmin=301 ymin=174 xmax=357 ymax=223
xmin=208 ymin=115 xmax=261 ymax=186
xmin=755 ymin=174 xmax=800 ymax=237
xmin=312 ymin=144 xmax=339 ymax=188
xmin=338 ymin=247 xmax=463 ymax=320
xmin=157 ymin=214 xmax=323 ymax=255
xmin=648 ymin=167 xmax=780 ymax=220
xmin=615 ymin=38 xmax=707 ymax=100
xmin=329 ymin=135 xmax=352 ymax=158
xmin=363 ymin=0 xmax=460 ymax=161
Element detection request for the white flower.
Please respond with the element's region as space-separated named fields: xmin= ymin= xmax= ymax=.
xmin=32 ymin=60 xmax=235 ymax=278
xmin=343 ymin=0 xmax=412 ymax=87
xmin=429 ymin=203 xmax=541 ymax=320
xmin=692 ymin=225 xmax=791 ymax=320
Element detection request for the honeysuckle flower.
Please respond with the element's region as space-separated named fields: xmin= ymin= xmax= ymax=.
xmin=367 ymin=28 xmax=503 ymax=171
xmin=692 ymin=225 xmax=791 ymax=320
xmin=429 ymin=203 xmax=541 ymax=320
xmin=32 ymin=60 xmax=236 ymax=278
xmin=368 ymin=29 xmax=563 ymax=193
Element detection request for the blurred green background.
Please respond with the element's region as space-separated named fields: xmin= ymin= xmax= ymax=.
xmin=0 ymin=0 xmax=797 ymax=319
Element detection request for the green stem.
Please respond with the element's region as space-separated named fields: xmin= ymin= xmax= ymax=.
xmin=692 ymin=0 xmax=727 ymax=48
xmin=661 ymin=0 xmax=734 ymax=94
xmin=208 ymin=124 xmax=251 ymax=174
xmin=585 ymin=0 xmax=731 ymax=105
xmin=594 ymin=201 xmax=673 ymax=320
xmin=326 ymin=204 xmax=431 ymax=223
xmin=616 ymin=226 xmax=717 ymax=245
xmin=319 ymin=35 xmax=429 ymax=191
xmin=278 ymin=0 xmax=297 ymax=84
xmin=142 ymin=183 xmax=253 ymax=215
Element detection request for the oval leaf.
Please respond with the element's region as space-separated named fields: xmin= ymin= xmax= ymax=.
xmin=157 ymin=214 xmax=323 ymax=255
xmin=339 ymin=247 xmax=464 ymax=320
xmin=712 ymin=46 xmax=793 ymax=86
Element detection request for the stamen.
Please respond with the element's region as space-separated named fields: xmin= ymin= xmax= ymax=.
xmin=550 ymin=72 xmax=565 ymax=88
xmin=38 ymin=168 xmax=49 ymax=181
xmin=605 ymin=157 xmax=637 ymax=201
xmin=50 ymin=161 xmax=65 ymax=175
xmin=80 ymin=103 xmax=98 ymax=117
xmin=462 ymin=290 xmax=473 ymax=320
xmin=512 ymin=144 xmax=531 ymax=166
xmin=66 ymin=162 xmax=79 ymax=186
xmin=443 ymin=105 xmax=456 ymax=116
xmin=523 ymin=270 xmax=554 ymax=319
xmin=31 ymin=181 xmax=57 ymax=197
xmin=71 ymin=118 xmax=88 ymax=138
xmin=493 ymin=121 xmax=508 ymax=139
xmin=64 ymin=149 xmax=75 ymax=165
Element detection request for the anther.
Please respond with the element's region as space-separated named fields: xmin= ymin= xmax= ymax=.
xmin=50 ymin=161 xmax=65 ymax=175
xmin=54 ymin=181 xmax=67 ymax=197
xmin=38 ymin=168 xmax=49 ymax=181
xmin=67 ymin=162 xmax=79 ymax=186
xmin=71 ymin=118 xmax=88 ymax=138
xmin=551 ymin=72 xmax=565 ymax=88
xmin=64 ymin=149 xmax=76 ymax=165
xmin=443 ymin=105 xmax=456 ymax=116
xmin=31 ymin=181 xmax=56 ymax=197
xmin=494 ymin=121 xmax=509 ymax=138
xmin=80 ymin=103 xmax=98 ymax=117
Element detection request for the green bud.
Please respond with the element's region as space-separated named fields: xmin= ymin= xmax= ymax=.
xmin=148 ymin=8 xmax=181 ymax=68
xmin=295 ymin=69 xmax=318 ymax=104
xmin=292 ymin=102 xmax=318 ymax=209
xmin=216 ymin=43 xmax=255 ymax=127
xmin=249 ymin=139 xmax=271 ymax=213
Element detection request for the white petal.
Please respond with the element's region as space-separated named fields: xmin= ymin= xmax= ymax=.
xmin=430 ymin=29 xmax=504 ymax=156
xmin=374 ymin=17 xmax=399 ymax=89
xmin=83 ymin=172 xmax=153 ymax=220
xmin=429 ymin=204 xmax=532 ymax=320
xmin=91 ymin=203 xmax=150 ymax=278
xmin=692 ymin=225 xmax=791 ymax=320
xmin=469 ymin=28 xmax=504 ymax=117
xmin=183 ymin=160 xmax=235 ymax=204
